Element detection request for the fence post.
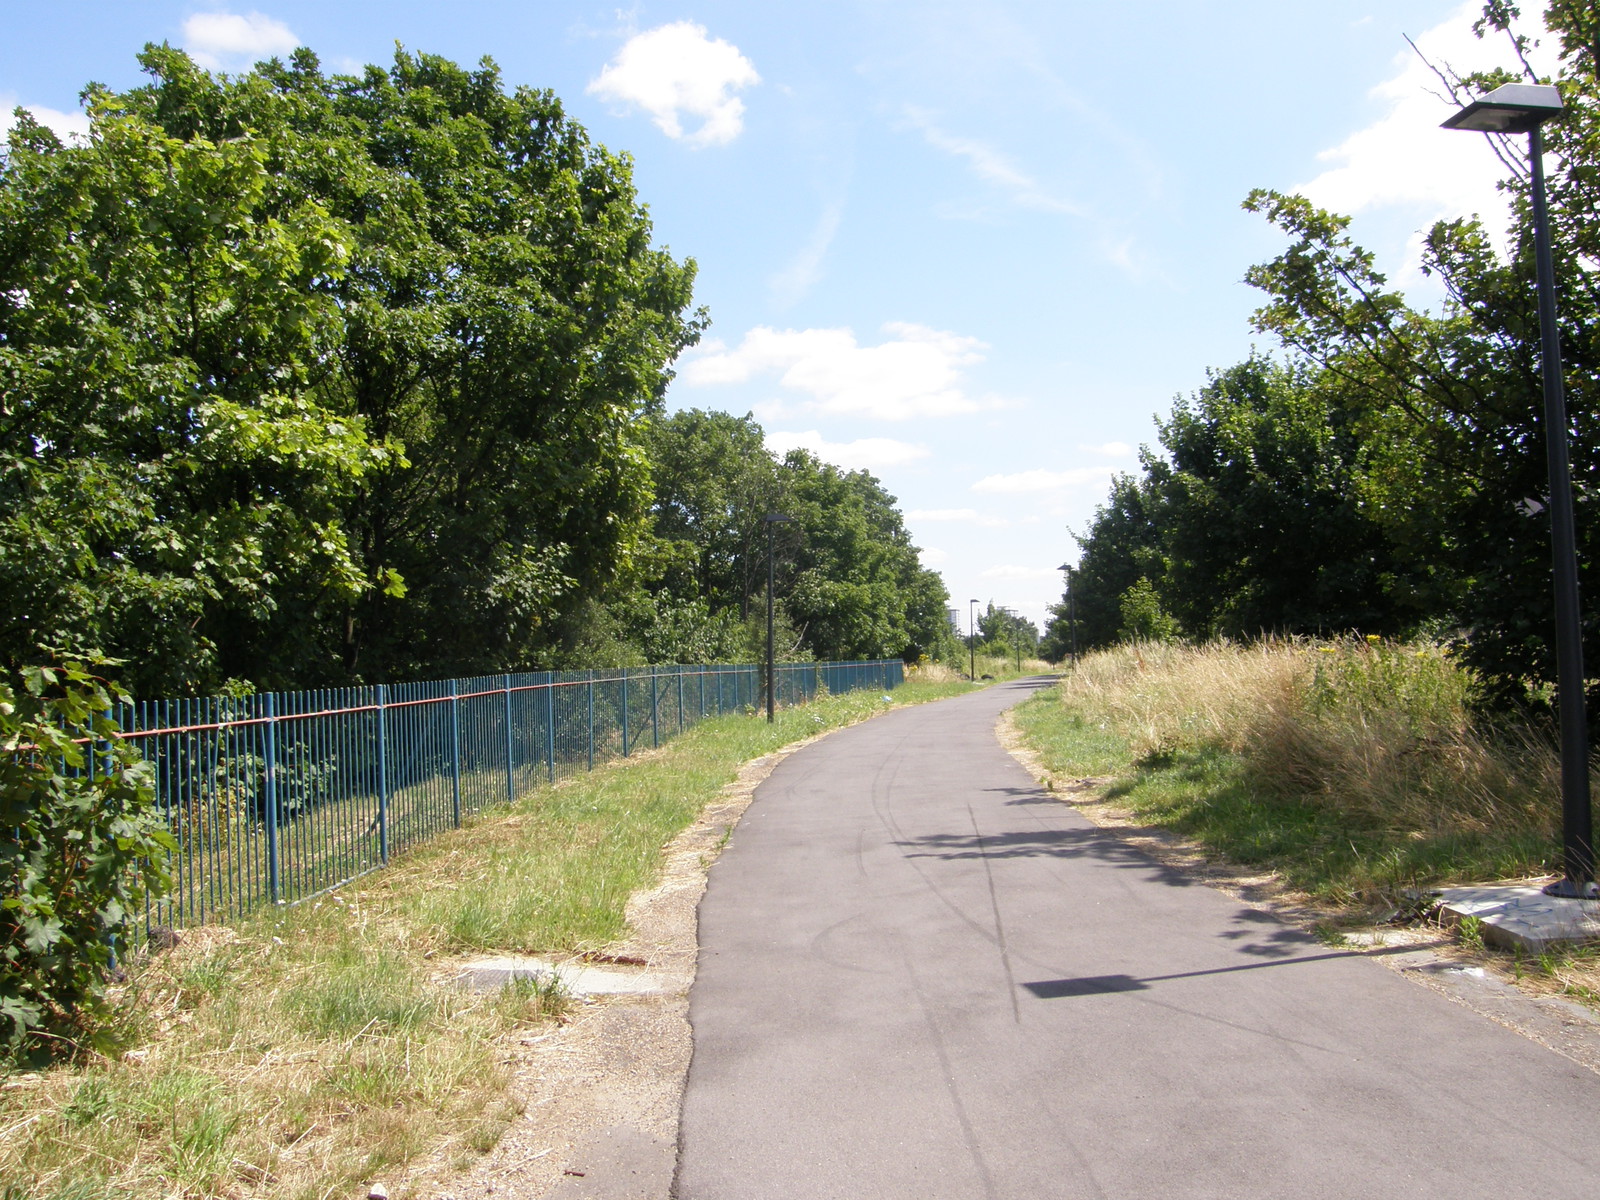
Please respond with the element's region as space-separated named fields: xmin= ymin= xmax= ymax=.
xmin=545 ymin=674 xmax=556 ymax=784
xmin=677 ymin=667 xmax=685 ymax=734
xmin=622 ymin=670 xmax=630 ymax=757
xmin=450 ymin=680 xmax=462 ymax=828
xmin=377 ymin=684 xmax=389 ymax=865
xmin=504 ymin=674 xmax=515 ymax=804
xmin=587 ymin=671 xmax=595 ymax=771
xmin=651 ymin=664 xmax=660 ymax=749
xmin=263 ymin=693 xmax=281 ymax=905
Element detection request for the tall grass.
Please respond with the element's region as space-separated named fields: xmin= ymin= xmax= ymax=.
xmin=1015 ymin=637 xmax=1575 ymax=905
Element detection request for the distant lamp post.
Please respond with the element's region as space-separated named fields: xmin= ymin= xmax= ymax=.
xmin=969 ymin=598 xmax=980 ymax=681
xmin=764 ymin=514 xmax=794 ymax=723
xmin=1444 ymin=83 xmax=1596 ymax=900
xmin=1058 ymin=562 xmax=1078 ymax=668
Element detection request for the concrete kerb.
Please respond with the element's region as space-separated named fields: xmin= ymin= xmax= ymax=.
xmin=1433 ymin=884 xmax=1600 ymax=954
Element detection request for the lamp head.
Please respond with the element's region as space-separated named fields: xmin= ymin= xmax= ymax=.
xmin=1442 ymin=82 xmax=1563 ymax=134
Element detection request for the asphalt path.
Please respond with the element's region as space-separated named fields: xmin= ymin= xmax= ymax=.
xmin=673 ymin=678 xmax=1600 ymax=1199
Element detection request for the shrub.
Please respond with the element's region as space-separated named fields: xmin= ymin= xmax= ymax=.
xmin=0 ymin=661 xmax=173 ymax=1059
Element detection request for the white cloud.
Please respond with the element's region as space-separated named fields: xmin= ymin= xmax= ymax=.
xmin=902 ymin=106 xmax=1082 ymax=216
xmin=588 ymin=22 xmax=759 ymax=148
xmin=770 ymin=198 xmax=844 ymax=307
xmin=182 ymin=11 xmax=300 ymax=71
xmin=980 ymin=565 xmax=1063 ymax=581
xmin=918 ymin=546 xmax=950 ymax=567
xmin=0 ymin=100 xmax=90 ymax=144
xmin=971 ymin=466 xmax=1118 ymax=494
xmin=1083 ymin=440 xmax=1133 ymax=457
xmin=681 ymin=322 xmax=989 ymax=421
xmin=765 ymin=430 xmax=931 ymax=471
xmin=1296 ymin=2 xmax=1554 ymax=233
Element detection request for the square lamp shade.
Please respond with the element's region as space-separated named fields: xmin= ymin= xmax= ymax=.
xmin=1441 ymin=82 xmax=1563 ymax=133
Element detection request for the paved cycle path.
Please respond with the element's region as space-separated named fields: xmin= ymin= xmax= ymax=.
xmin=674 ymin=678 xmax=1600 ymax=1199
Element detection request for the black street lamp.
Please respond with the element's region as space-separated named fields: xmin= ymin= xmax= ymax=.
xmin=969 ymin=598 xmax=979 ymax=682
xmin=1444 ymin=82 xmax=1596 ymax=900
xmin=764 ymin=513 xmax=794 ymax=723
xmin=1057 ymin=562 xmax=1078 ymax=668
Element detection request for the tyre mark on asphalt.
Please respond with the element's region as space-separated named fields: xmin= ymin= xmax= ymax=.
xmin=859 ymin=720 xmax=1002 ymax=1197
xmin=967 ymin=801 xmax=1022 ymax=1024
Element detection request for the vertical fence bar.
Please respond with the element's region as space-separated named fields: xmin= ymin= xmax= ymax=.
xmin=587 ymin=671 xmax=595 ymax=771
xmin=650 ymin=665 xmax=660 ymax=749
xmin=377 ymin=684 xmax=389 ymax=865
xmin=450 ymin=680 xmax=462 ymax=828
xmin=677 ymin=668 xmax=685 ymax=734
xmin=263 ymin=693 xmax=280 ymax=905
xmin=545 ymin=676 xmax=556 ymax=783
xmin=622 ymin=670 xmax=631 ymax=757
xmin=503 ymin=674 xmax=515 ymax=804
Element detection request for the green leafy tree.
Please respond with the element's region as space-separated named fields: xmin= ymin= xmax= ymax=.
xmin=643 ymin=409 xmax=786 ymax=621
xmin=1117 ymin=578 xmax=1180 ymax=643
xmin=975 ymin=603 xmax=1037 ymax=653
xmin=780 ymin=450 xmax=953 ymax=662
xmin=0 ymin=661 xmax=172 ymax=1059
xmin=1050 ymin=475 xmax=1163 ymax=651
xmin=631 ymin=415 xmax=955 ymax=666
xmin=0 ymin=98 xmax=389 ymax=696
xmin=1241 ymin=0 xmax=1600 ymax=716
xmin=1143 ymin=356 xmax=1429 ymax=639
xmin=122 ymin=46 xmax=704 ymax=682
xmin=1 ymin=43 xmax=703 ymax=692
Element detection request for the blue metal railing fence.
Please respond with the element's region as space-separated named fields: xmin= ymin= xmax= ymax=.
xmin=120 ymin=659 xmax=903 ymax=930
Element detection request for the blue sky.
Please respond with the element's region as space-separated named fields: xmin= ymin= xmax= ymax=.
xmin=1 ymin=1 xmax=1536 ymax=635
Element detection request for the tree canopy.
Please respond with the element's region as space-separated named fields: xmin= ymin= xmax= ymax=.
xmin=1 ymin=44 xmax=704 ymax=694
xmin=1046 ymin=0 xmax=1599 ymax=729
xmin=632 ymin=410 xmax=957 ymax=666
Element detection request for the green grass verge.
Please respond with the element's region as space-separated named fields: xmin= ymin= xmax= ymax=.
xmin=0 ymin=676 xmax=971 ymax=1200
xmin=1011 ymin=686 xmax=1556 ymax=909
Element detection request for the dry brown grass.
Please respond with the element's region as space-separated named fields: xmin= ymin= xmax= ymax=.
xmin=0 ymin=910 xmax=560 ymax=1200
xmin=904 ymin=660 xmax=965 ymax=683
xmin=1020 ymin=636 xmax=1600 ymax=1010
xmin=1059 ymin=637 xmax=1559 ymax=837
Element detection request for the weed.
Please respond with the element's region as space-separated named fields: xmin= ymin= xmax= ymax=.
xmin=1457 ymin=915 xmax=1486 ymax=952
xmin=1312 ymin=922 xmax=1350 ymax=947
xmin=61 ymin=1074 xmax=116 ymax=1128
xmin=281 ymin=945 xmax=437 ymax=1038
xmin=494 ymin=972 xmax=572 ymax=1025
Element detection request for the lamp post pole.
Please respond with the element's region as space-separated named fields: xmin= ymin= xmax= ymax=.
xmin=764 ymin=514 xmax=794 ymax=723
xmin=969 ymin=598 xmax=979 ymax=681
xmin=1001 ymin=606 xmax=1020 ymax=672
xmin=1058 ymin=562 xmax=1078 ymax=668
xmin=1444 ymin=83 xmax=1596 ymax=899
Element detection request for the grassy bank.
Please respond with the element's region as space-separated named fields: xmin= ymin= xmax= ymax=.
xmin=1012 ymin=638 xmax=1576 ymax=909
xmin=0 ymin=676 xmax=971 ymax=1200
xmin=923 ymin=653 xmax=1054 ymax=683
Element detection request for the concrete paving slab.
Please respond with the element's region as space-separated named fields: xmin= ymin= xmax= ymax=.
xmin=456 ymin=957 xmax=668 ymax=997
xmin=546 ymin=1125 xmax=676 ymax=1200
xmin=1435 ymin=884 xmax=1600 ymax=953
xmin=675 ymin=677 xmax=1600 ymax=1200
